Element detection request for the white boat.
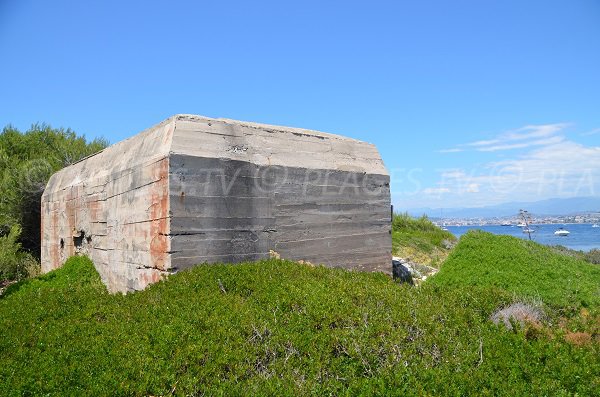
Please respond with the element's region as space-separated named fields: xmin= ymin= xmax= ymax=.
xmin=554 ymin=228 xmax=570 ymax=236
xmin=593 ymin=224 xmax=599 ymax=228
xmin=522 ymin=228 xmax=536 ymax=234
xmin=501 ymin=221 xmax=512 ymax=226
xmin=517 ymin=222 xmax=527 ymax=227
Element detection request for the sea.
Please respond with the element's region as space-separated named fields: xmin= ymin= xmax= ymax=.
xmin=446 ymin=224 xmax=600 ymax=252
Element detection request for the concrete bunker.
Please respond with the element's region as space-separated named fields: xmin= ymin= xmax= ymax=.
xmin=41 ymin=115 xmax=391 ymax=292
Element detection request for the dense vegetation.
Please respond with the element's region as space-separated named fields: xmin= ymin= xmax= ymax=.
xmin=0 ymin=124 xmax=106 ymax=280
xmin=0 ymin=225 xmax=38 ymax=281
xmin=1 ymin=236 xmax=598 ymax=395
xmin=392 ymin=212 xmax=456 ymax=266
xmin=551 ymin=245 xmax=600 ymax=265
xmin=587 ymin=248 xmax=600 ymax=264
xmin=430 ymin=231 xmax=600 ymax=309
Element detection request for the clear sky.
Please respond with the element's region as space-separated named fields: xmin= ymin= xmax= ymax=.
xmin=1 ymin=0 xmax=599 ymax=210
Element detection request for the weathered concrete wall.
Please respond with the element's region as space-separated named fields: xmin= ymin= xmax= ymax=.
xmin=168 ymin=157 xmax=391 ymax=273
xmin=41 ymin=119 xmax=175 ymax=292
xmin=42 ymin=114 xmax=391 ymax=292
xmin=168 ymin=115 xmax=390 ymax=272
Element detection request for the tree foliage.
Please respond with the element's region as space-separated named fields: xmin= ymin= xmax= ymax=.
xmin=0 ymin=123 xmax=107 ymax=265
xmin=0 ymin=224 xmax=37 ymax=281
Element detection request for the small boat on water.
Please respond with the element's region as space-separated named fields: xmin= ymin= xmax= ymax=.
xmin=554 ymin=227 xmax=570 ymax=236
xmin=593 ymin=224 xmax=600 ymax=228
xmin=501 ymin=221 xmax=512 ymax=226
xmin=522 ymin=228 xmax=536 ymax=234
xmin=517 ymin=222 xmax=527 ymax=227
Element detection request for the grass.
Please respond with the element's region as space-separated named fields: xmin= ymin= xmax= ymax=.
xmin=392 ymin=213 xmax=456 ymax=267
xmin=1 ymin=251 xmax=599 ymax=396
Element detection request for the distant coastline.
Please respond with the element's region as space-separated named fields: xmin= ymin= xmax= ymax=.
xmin=446 ymin=223 xmax=600 ymax=252
xmin=432 ymin=214 xmax=600 ymax=227
xmin=407 ymin=196 xmax=600 ymax=220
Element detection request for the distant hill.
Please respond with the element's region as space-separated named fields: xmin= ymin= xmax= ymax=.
xmin=405 ymin=196 xmax=600 ymax=219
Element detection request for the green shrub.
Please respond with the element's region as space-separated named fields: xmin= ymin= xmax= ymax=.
xmin=0 ymin=225 xmax=38 ymax=281
xmin=0 ymin=124 xmax=107 ymax=258
xmin=392 ymin=212 xmax=443 ymax=233
xmin=391 ymin=213 xmax=456 ymax=266
xmin=392 ymin=213 xmax=455 ymax=249
xmin=585 ymin=249 xmax=600 ymax=264
xmin=0 ymin=255 xmax=598 ymax=396
xmin=430 ymin=230 xmax=600 ymax=309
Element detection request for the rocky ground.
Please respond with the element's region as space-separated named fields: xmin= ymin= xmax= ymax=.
xmin=392 ymin=256 xmax=439 ymax=285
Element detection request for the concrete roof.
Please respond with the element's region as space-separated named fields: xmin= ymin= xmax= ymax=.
xmin=43 ymin=114 xmax=388 ymax=201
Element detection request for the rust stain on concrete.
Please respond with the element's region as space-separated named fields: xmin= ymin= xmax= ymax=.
xmin=139 ymin=270 xmax=163 ymax=287
xmin=41 ymin=115 xmax=391 ymax=293
xmin=149 ymin=158 xmax=169 ymax=271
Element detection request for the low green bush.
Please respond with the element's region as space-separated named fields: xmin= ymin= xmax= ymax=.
xmin=585 ymin=249 xmax=600 ymax=264
xmin=0 ymin=255 xmax=597 ymax=396
xmin=430 ymin=230 xmax=600 ymax=309
xmin=392 ymin=213 xmax=456 ymax=266
xmin=550 ymin=245 xmax=600 ymax=265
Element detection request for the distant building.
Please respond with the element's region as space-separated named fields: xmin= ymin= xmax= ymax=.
xmin=41 ymin=115 xmax=391 ymax=292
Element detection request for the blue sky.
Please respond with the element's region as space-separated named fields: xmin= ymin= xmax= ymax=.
xmin=1 ymin=0 xmax=599 ymax=210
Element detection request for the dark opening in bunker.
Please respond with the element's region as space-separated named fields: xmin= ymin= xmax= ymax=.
xmin=73 ymin=231 xmax=85 ymax=248
xmin=60 ymin=238 xmax=64 ymax=250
